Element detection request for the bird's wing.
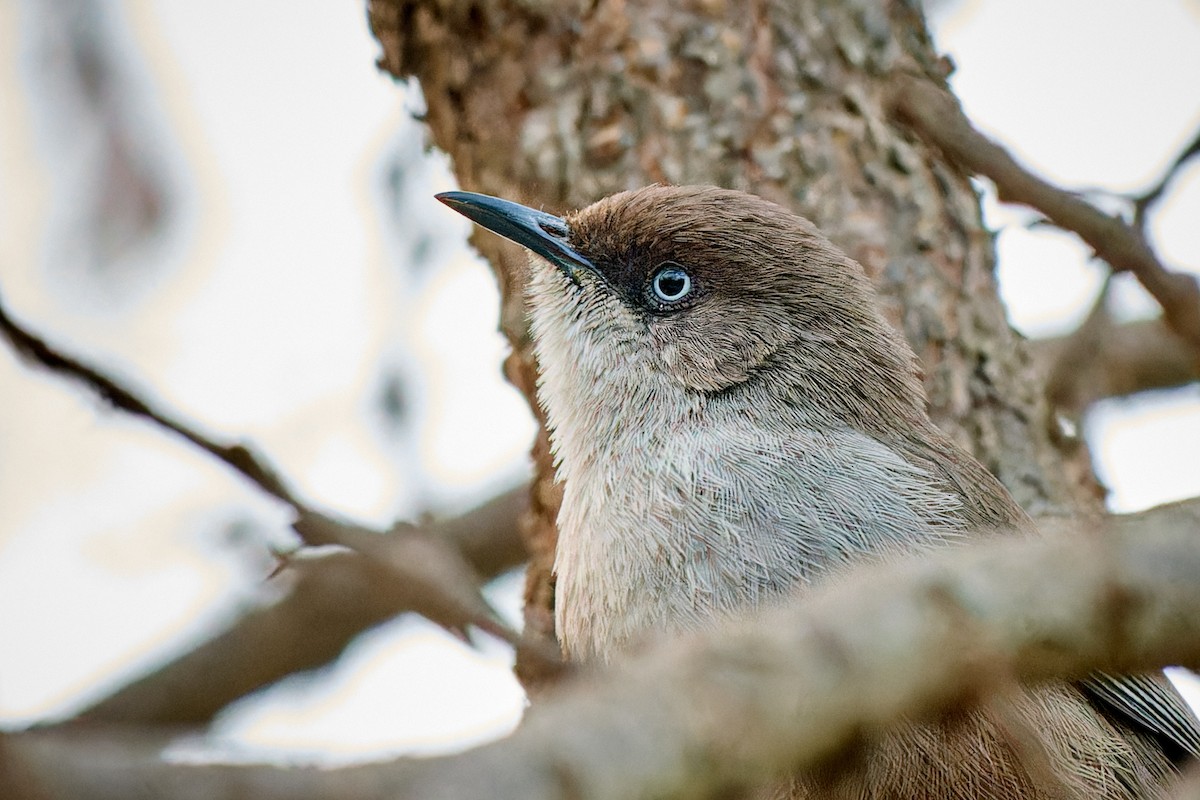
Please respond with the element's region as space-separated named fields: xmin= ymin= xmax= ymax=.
xmin=1082 ymin=671 xmax=1200 ymax=763
xmin=848 ymin=431 xmax=1200 ymax=765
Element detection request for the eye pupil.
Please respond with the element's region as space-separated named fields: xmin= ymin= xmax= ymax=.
xmin=658 ymin=275 xmax=685 ymax=296
xmin=652 ymin=266 xmax=692 ymax=303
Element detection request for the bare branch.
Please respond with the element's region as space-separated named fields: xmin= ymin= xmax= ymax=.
xmin=1132 ymin=124 xmax=1200 ymax=232
xmin=51 ymin=487 xmax=530 ymax=727
xmin=0 ymin=289 xmax=304 ymax=510
xmin=12 ymin=500 xmax=1200 ymax=800
xmin=889 ymin=76 xmax=1200 ymax=358
xmin=1031 ymin=317 xmax=1200 ymax=413
xmin=0 ymin=290 xmax=540 ymax=662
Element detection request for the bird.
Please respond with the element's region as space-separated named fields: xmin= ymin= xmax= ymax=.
xmin=437 ymin=184 xmax=1200 ymax=798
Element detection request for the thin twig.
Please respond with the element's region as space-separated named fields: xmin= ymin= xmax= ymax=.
xmin=0 ymin=291 xmax=302 ymax=508
xmin=1132 ymin=124 xmax=1200 ymax=232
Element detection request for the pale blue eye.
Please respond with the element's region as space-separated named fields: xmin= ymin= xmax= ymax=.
xmin=652 ymin=266 xmax=692 ymax=302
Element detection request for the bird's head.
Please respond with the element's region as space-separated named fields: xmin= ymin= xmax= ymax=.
xmin=438 ymin=185 xmax=926 ymax=431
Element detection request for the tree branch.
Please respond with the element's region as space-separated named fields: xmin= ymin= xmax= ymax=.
xmin=0 ymin=290 xmax=555 ymax=672
xmin=1033 ymin=316 xmax=1200 ymax=413
xmin=47 ymin=487 xmax=530 ymax=728
xmin=1131 ymin=124 xmax=1200 ymax=232
xmin=889 ymin=75 xmax=1200 ymax=358
xmin=12 ymin=500 xmax=1200 ymax=800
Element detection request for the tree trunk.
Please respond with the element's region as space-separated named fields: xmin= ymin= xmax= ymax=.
xmin=367 ymin=0 xmax=1102 ymax=688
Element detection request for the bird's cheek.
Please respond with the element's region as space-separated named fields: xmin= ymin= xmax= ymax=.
xmin=652 ymin=332 xmax=748 ymax=393
xmin=659 ymin=342 xmax=680 ymax=370
xmin=651 ymin=308 xmax=784 ymax=393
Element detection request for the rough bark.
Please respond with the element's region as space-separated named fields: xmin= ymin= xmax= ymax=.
xmin=367 ymin=0 xmax=1103 ymax=683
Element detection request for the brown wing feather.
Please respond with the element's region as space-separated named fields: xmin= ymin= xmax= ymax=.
xmin=1083 ymin=672 xmax=1200 ymax=764
xmin=897 ymin=428 xmax=1200 ymax=766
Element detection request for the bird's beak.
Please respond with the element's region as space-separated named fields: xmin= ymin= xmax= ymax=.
xmin=436 ymin=191 xmax=594 ymax=281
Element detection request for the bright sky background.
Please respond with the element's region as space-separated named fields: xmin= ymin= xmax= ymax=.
xmin=0 ymin=0 xmax=1197 ymax=762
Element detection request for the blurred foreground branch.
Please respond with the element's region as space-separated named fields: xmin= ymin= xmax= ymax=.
xmin=11 ymin=500 xmax=1200 ymax=800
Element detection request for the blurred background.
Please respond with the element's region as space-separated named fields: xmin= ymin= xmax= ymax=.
xmin=0 ymin=0 xmax=1197 ymax=764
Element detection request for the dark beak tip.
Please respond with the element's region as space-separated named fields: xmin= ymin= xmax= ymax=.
xmin=432 ymin=190 xmax=594 ymax=278
xmin=434 ymin=191 xmax=465 ymax=209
